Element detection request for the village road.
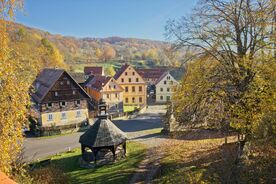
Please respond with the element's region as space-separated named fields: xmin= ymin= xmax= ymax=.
xmin=23 ymin=105 xmax=167 ymax=162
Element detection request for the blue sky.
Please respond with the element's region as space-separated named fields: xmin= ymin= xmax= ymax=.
xmin=15 ymin=0 xmax=197 ymax=41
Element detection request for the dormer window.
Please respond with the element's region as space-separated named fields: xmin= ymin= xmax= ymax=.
xmin=55 ymin=92 xmax=58 ymax=96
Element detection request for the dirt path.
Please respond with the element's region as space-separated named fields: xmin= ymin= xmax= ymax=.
xmin=129 ymin=133 xmax=167 ymax=184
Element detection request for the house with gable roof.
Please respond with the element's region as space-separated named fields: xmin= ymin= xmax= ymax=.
xmin=114 ymin=64 xmax=147 ymax=107
xmin=155 ymin=71 xmax=179 ymax=103
xmin=30 ymin=68 xmax=91 ymax=131
xmin=84 ymin=76 xmax=124 ymax=115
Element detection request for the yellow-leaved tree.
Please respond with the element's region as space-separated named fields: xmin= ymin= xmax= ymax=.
xmin=0 ymin=0 xmax=36 ymax=176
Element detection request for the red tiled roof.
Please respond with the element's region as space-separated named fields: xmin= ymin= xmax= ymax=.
xmin=136 ymin=68 xmax=168 ymax=80
xmin=84 ymin=66 xmax=103 ymax=76
xmin=85 ymin=76 xmax=111 ymax=91
xmin=113 ymin=63 xmax=130 ymax=80
xmin=0 ymin=172 xmax=17 ymax=184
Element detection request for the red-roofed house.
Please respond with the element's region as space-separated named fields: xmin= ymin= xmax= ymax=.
xmin=136 ymin=68 xmax=168 ymax=85
xmin=84 ymin=66 xmax=104 ymax=77
xmin=84 ymin=76 xmax=124 ymax=114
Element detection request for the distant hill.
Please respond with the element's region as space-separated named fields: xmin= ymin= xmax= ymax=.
xmin=7 ymin=22 xmax=185 ymax=81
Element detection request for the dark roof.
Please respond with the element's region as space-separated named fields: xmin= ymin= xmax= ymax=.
xmin=85 ymin=76 xmax=111 ymax=91
xmin=69 ymin=72 xmax=86 ymax=84
xmin=113 ymin=63 xmax=130 ymax=80
xmin=155 ymin=71 xmax=170 ymax=85
xmin=31 ymin=68 xmax=90 ymax=103
xmin=79 ymin=118 xmax=127 ymax=147
xmin=84 ymin=66 xmax=103 ymax=76
xmin=136 ymin=68 xmax=168 ymax=80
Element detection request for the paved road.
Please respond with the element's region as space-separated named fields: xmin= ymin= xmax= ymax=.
xmin=23 ymin=105 xmax=167 ymax=162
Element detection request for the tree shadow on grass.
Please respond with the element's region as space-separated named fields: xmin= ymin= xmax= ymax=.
xmin=49 ymin=146 xmax=146 ymax=184
xmin=155 ymin=143 xmax=239 ymax=184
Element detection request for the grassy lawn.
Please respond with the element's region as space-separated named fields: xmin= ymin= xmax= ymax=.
xmin=153 ymin=131 xmax=239 ymax=184
xmin=46 ymin=141 xmax=146 ymax=184
xmin=123 ymin=106 xmax=138 ymax=113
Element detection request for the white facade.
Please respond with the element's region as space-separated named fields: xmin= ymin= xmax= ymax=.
xmin=155 ymin=72 xmax=179 ymax=103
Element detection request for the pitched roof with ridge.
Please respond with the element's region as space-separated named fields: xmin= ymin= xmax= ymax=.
xmin=31 ymin=68 xmax=90 ymax=103
xmin=79 ymin=118 xmax=127 ymax=147
xmin=84 ymin=66 xmax=104 ymax=76
xmin=113 ymin=63 xmax=130 ymax=80
xmin=85 ymin=76 xmax=111 ymax=91
xmin=136 ymin=68 xmax=168 ymax=80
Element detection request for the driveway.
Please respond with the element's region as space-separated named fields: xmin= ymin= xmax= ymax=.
xmin=23 ymin=105 xmax=167 ymax=162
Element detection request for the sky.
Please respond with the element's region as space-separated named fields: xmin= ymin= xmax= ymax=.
xmin=15 ymin=0 xmax=197 ymax=41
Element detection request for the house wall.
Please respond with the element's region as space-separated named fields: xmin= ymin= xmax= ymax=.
xmin=38 ymin=100 xmax=89 ymax=127
xmin=156 ymin=73 xmax=178 ymax=103
xmin=116 ymin=66 xmax=147 ymax=107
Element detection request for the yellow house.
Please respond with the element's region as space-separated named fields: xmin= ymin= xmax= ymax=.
xmin=114 ymin=64 xmax=147 ymax=107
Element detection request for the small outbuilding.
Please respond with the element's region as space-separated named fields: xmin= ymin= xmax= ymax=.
xmin=79 ymin=100 xmax=127 ymax=166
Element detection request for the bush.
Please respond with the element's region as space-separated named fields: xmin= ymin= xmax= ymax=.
xmin=31 ymin=166 xmax=69 ymax=184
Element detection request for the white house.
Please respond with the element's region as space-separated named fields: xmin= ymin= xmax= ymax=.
xmin=155 ymin=72 xmax=179 ymax=103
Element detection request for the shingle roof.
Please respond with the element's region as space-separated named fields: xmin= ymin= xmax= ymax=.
xmin=84 ymin=66 xmax=103 ymax=76
xmin=113 ymin=63 xmax=129 ymax=80
xmin=85 ymin=76 xmax=111 ymax=91
xmin=31 ymin=68 xmax=90 ymax=103
xmin=136 ymin=68 xmax=168 ymax=80
xmin=79 ymin=118 xmax=127 ymax=147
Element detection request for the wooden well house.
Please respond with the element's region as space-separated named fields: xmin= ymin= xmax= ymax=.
xmin=79 ymin=100 xmax=127 ymax=165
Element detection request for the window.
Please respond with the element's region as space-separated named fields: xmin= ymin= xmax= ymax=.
xmin=72 ymin=90 xmax=76 ymax=95
xmin=125 ymin=86 xmax=129 ymax=92
xmin=139 ymin=97 xmax=142 ymax=103
xmin=109 ymin=85 xmax=111 ymax=89
xmin=121 ymin=78 xmax=124 ymax=83
xmin=115 ymin=104 xmax=118 ymax=108
xmin=160 ymin=88 xmax=163 ymax=92
xmin=114 ymin=85 xmax=116 ymax=89
xmin=129 ymin=78 xmax=131 ymax=82
xmin=164 ymin=81 xmax=167 ymax=85
xmin=167 ymin=88 xmax=170 ymax=92
xmin=60 ymin=81 xmax=63 ymax=85
xmin=167 ymin=96 xmax=171 ymax=101
xmin=76 ymin=100 xmax=80 ymax=106
xmin=47 ymin=103 xmax=52 ymax=108
xmin=125 ymin=97 xmax=129 ymax=103
xmin=160 ymin=96 xmax=163 ymax=100
xmin=139 ymin=86 xmax=142 ymax=92
xmin=115 ymin=93 xmax=118 ymax=98
xmin=132 ymin=86 xmax=135 ymax=92
xmin=132 ymin=72 xmax=135 ymax=75
xmin=125 ymin=72 xmax=128 ymax=76
xmin=60 ymin=101 xmax=66 ymax=107
xmin=67 ymin=80 xmax=70 ymax=85
xmin=55 ymin=92 xmax=58 ymax=96
xmin=132 ymin=97 xmax=135 ymax=103
xmin=76 ymin=110 xmax=81 ymax=118
xmin=107 ymin=94 xmax=110 ymax=99
xmin=167 ymin=76 xmax=170 ymax=80
xmin=47 ymin=114 xmax=53 ymax=121
xmin=61 ymin=112 xmax=67 ymax=120
xmin=136 ymin=78 xmax=139 ymax=82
